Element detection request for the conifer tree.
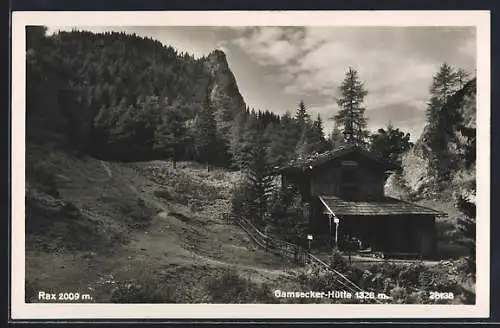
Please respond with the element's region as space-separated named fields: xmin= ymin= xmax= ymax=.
xmin=108 ymin=103 xmax=136 ymax=143
xmin=262 ymin=122 xmax=282 ymax=166
xmin=280 ymin=111 xmax=301 ymax=161
xmin=426 ymin=63 xmax=459 ymax=125
xmin=425 ymin=63 xmax=460 ymax=182
xmin=232 ymin=113 xmax=260 ymax=170
xmin=329 ymin=123 xmax=345 ymax=150
xmin=456 ymin=68 xmax=471 ymax=90
xmin=242 ymin=136 xmax=275 ymax=229
xmin=134 ymin=96 xmax=162 ymax=149
xmin=266 ymin=128 xmax=289 ymax=168
xmin=333 ymin=67 xmax=369 ymax=146
xmin=154 ymin=101 xmax=188 ymax=168
xmin=228 ymin=110 xmax=249 ymax=169
xmin=294 ymin=101 xmax=317 ymax=157
xmin=295 ymin=100 xmax=311 ymax=130
xmin=309 ymin=114 xmax=328 ymax=154
xmin=193 ymin=95 xmax=218 ymax=172
xmin=294 ymin=134 xmax=311 ymax=158
xmin=267 ymin=186 xmax=308 ymax=244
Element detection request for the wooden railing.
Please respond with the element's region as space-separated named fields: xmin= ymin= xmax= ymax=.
xmin=232 ymin=215 xmax=371 ymax=297
xmin=235 ymin=216 xmax=307 ymax=262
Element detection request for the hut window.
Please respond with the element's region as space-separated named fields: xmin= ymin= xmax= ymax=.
xmin=341 ymin=160 xmax=358 ymax=167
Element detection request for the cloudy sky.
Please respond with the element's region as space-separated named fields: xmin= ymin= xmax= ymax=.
xmin=47 ymin=26 xmax=476 ymax=140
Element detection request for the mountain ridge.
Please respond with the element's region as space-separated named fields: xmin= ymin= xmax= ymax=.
xmin=27 ymin=29 xmax=247 ymax=162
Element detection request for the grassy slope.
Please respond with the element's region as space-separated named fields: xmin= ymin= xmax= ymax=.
xmin=25 ymin=144 xmax=298 ymax=303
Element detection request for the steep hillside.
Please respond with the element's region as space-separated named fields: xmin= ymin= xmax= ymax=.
xmin=26 ymin=145 xmax=302 ymax=303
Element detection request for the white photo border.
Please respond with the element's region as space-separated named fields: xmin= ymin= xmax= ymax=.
xmin=11 ymin=10 xmax=491 ymax=320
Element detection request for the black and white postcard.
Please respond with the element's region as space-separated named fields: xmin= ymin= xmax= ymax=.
xmin=11 ymin=10 xmax=490 ymax=319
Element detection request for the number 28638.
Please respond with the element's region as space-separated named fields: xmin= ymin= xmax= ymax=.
xmin=429 ymin=291 xmax=454 ymax=300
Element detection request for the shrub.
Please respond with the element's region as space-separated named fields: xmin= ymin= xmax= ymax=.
xmin=455 ymin=256 xmax=475 ymax=277
xmin=61 ymin=201 xmax=81 ymax=218
xmin=212 ymin=170 xmax=227 ymax=181
xmin=390 ymin=286 xmax=409 ymax=304
xmin=173 ymin=173 xmax=223 ymax=202
xmin=297 ymin=257 xmax=474 ymax=304
xmin=296 ymin=270 xmax=367 ymax=304
xmin=398 ymin=262 xmax=427 ymax=288
xmin=406 ymin=290 xmax=430 ymax=304
xmin=110 ymin=279 xmax=177 ymax=303
xmin=153 ymin=188 xmax=172 ymax=200
xmin=92 ymin=269 xmax=212 ymax=303
xmin=267 ymin=187 xmax=309 ymax=243
xmin=330 ymin=250 xmax=349 ymax=272
xmin=121 ymin=198 xmax=157 ymax=229
xmin=207 ymin=268 xmax=275 ymax=303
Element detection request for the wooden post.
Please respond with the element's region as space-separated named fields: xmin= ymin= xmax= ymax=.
xmin=335 ymin=221 xmax=339 ymax=249
xmin=328 ymin=214 xmax=332 ymax=248
xmin=334 ymin=217 xmax=340 ymax=249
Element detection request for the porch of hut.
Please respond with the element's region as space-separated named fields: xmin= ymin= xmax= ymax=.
xmin=312 ymin=196 xmax=439 ymax=259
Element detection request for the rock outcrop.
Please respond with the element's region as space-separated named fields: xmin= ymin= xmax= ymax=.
xmin=385 ymin=79 xmax=476 ymax=201
xmin=204 ymin=50 xmax=246 ymax=126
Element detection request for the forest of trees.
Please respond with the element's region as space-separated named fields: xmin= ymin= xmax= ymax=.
xmin=27 ymin=27 xmax=475 ymax=247
xmin=26 ymin=27 xmax=332 ymax=169
xmin=27 ymin=27 xmax=419 ymax=173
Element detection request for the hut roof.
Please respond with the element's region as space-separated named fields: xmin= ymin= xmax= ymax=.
xmin=277 ymin=144 xmax=400 ymax=173
xmin=319 ymin=195 xmax=447 ymax=217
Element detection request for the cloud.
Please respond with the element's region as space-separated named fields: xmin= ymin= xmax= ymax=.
xmin=368 ymin=103 xmax=423 ymax=126
xmin=231 ymin=26 xmax=475 ymax=140
xmin=232 ymin=26 xmax=475 ymax=96
xmin=459 ymin=36 xmax=476 ymax=59
xmin=232 ymin=27 xmax=304 ymax=66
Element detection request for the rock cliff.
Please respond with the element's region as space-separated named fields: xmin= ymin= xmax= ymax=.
xmin=385 ymin=79 xmax=476 ymax=201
